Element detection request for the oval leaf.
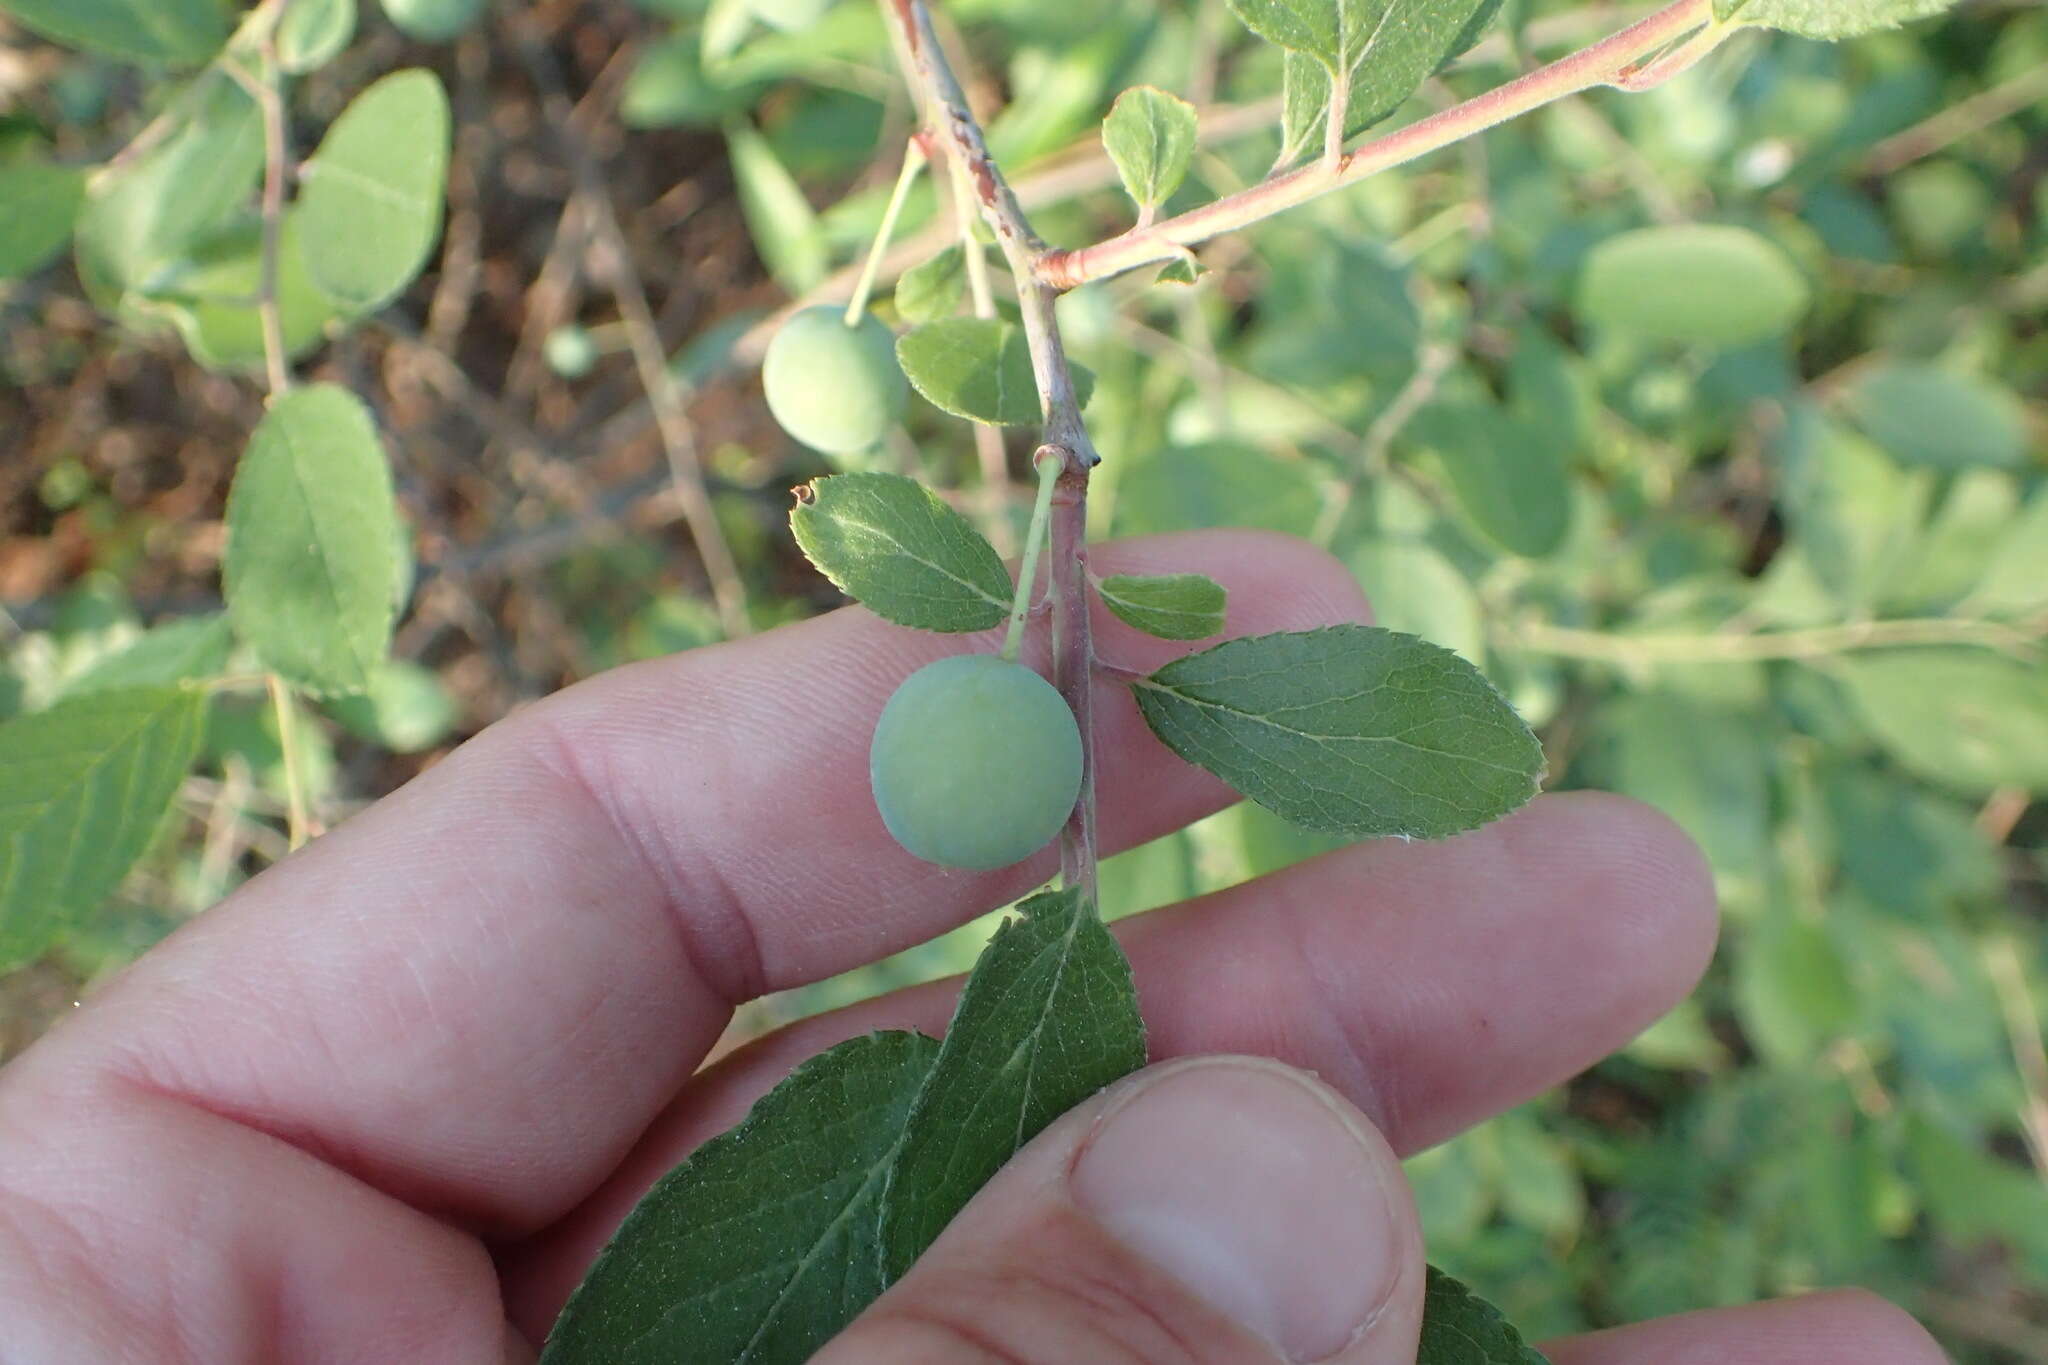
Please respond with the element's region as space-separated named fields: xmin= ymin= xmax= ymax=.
xmin=224 ymin=384 xmax=405 ymax=695
xmin=60 ymin=614 xmax=234 ymax=698
xmin=892 ymin=245 xmax=966 ymax=325
xmin=1835 ymin=649 xmax=2048 ymax=797
xmin=725 ymin=119 xmax=827 ymax=294
xmin=0 ymin=161 xmax=87 ymax=279
xmin=1096 ymin=572 xmax=1227 ymax=640
xmin=0 ymin=0 xmax=227 ymax=64
xmin=790 ymin=472 xmax=1012 ymax=633
xmin=1838 ymin=362 xmax=2028 ymax=470
xmin=1102 ymin=85 xmax=1197 ymax=213
xmin=881 ymin=889 xmax=1146 ymax=1280
xmin=1576 ymin=224 xmax=1810 ymax=348
xmin=298 ymin=69 xmax=451 ymax=312
xmin=1275 ymin=0 xmax=1501 ymax=164
xmin=1132 ymin=625 xmax=1544 ymax=839
xmin=0 ymin=686 xmax=208 ymax=971
xmin=1412 ymin=397 xmax=1571 ymax=559
xmin=540 ymin=1031 xmax=940 ymax=1364
xmin=279 ymin=0 xmax=357 ymax=73
xmin=896 ymin=317 xmax=1094 ymax=426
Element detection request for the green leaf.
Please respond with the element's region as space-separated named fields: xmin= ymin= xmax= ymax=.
xmin=0 ymin=0 xmax=227 ymax=64
xmin=896 ymin=317 xmax=1094 ymax=426
xmin=223 ymin=384 xmax=405 ymax=695
xmin=1838 ymin=363 xmax=2029 ymax=470
xmin=1772 ymin=404 xmax=1928 ymax=613
xmin=381 ymin=0 xmax=487 ymax=42
xmin=1417 ymin=1266 xmax=1551 ymax=1364
xmin=1716 ymin=0 xmax=1960 ymax=39
xmin=1132 ymin=625 xmax=1543 ymax=839
xmin=75 ymin=72 xmax=263 ymax=308
xmin=298 ymin=69 xmax=451 ymax=312
xmin=1348 ymin=538 xmax=1485 ymax=665
xmin=892 ymin=246 xmax=966 ymax=325
xmin=60 ymin=615 xmax=234 ymax=698
xmin=880 ymin=888 xmax=1146 ymax=1279
xmin=1101 ymin=85 xmax=1197 ymax=215
xmin=0 ymin=686 xmax=208 ymax=971
xmin=789 ymin=472 xmax=1012 ymax=633
xmin=1154 ymin=256 xmax=1205 ymax=286
xmin=1968 ymin=488 xmax=2048 ymax=616
xmin=1597 ymin=690 xmax=1771 ymax=878
xmin=622 ymin=33 xmax=761 ymax=129
xmin=1109 ymin=440 xmax=1325 ymax=540
xmin=279 ymin=0 xmax=357 ymax=73
xmin=1834 ymin=649 xmax=2048 ymax=797
xmin=540 ymin=1030 xmax=940 ymax=1365
xmin=1412 ymin=397 xmax=1571 ymax=559
xmin=0 ymin=160 xmax=87 ymax=279
xmin=1734 ymin=905 xmax=1860 ymax=1067
xmin=1275 ymin=0 xmax=1499 ymax=164
xmin=1096 ymin=573 xmax=1227 ymax=640
xmin=1576 ymin=224 xmax=1810 ymax=348
xmin=323 ymin=660 xmax=458 ymax=753
xmin=725 ymin=119 xmax=827 ymax=294
xmin=144 ymin=214 xmax=340 ymax=372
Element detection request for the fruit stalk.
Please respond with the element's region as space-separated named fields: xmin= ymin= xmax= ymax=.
xmin=1001 ymin=450 xmax=1063 ymax=664
xmin=881 ymin=0 xmax=1105 ymax=899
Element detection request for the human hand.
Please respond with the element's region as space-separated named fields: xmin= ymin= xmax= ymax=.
xmin=0 ymin=533 xmax=1946 ymax=1363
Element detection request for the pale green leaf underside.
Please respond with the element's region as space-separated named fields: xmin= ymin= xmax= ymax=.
xmin=1102 ymin=85 xmax=1198 ymax=211
xmin=298 ymin=69 xmax=451 ymax=312
xmin=60 ymin=614 xmax=234 ymax=699
xmin=540 ymin=1031 xmax=940 ymax=1365
xmin=1716 ymin=0 xmax=1959 ymax=38
xmin=1576 ymin=224 xmax=1810 ymax=348
xmin=0 ymin=686 xmax=208 ymax=971
xmin=223 ymin=383 xmax=404 ymax=695
xmin=726 ymin=119 xmax=828 ymax=293
xmin=278 ymin=0 xmax=357 ymax=73
xmin=1835 ymin=649 xmax=2048 ymax=797
xmin=1418 ymin=1267 xmax=1552 ymax=1364
xmin=789 ymin=472 xmax=1012 ymax=633
xmin=1096 ymin=572 xmax=1227 ymax=640
xmin=1133 ymin=625 xmax=1544 ymax=839
xmin=896 ymin=317 xmax=1094 ymax=426
xmin=0 ymin=162 xmax=88 ymax=279
xmin=0 ymin=0 xmax=226 ymax=64
xmin=881 ymin=888 xmax=1147 ymax=1281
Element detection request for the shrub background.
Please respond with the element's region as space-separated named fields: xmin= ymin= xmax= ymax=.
xmin=1 ymin=0 xmax=2044 ymax=1358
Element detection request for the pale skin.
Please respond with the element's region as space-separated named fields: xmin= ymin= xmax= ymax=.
xmin=0 ymin=532 xmax=1949 ymax=1363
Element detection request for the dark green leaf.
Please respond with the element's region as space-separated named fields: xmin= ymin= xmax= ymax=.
xmin=541 ymin=1030 xmax=940 ymax=1365
xmin=61 ymin=615 xmax=233 ymax=698
xmin=1576 ymin=224 xmax=1810 ymax=347
xmin=0 ymin=160 xmax=87 ymax=279
xmin=1734 ymin=905 xmax=1860 ymax=1067
xmin=1132 ymin=625 xmax=1543 ymax=839
xmin=1102 ymin=85 xmax=1197 ymax=213
xmin=1096 ymin=573 xmax=1227 ymax=640
xmin=0 ymin=0 xmax=226 ymax=64
xmin=1417 ymin=1266 xmax=1551 ymax=1364
xmin=1834 ymin=649 xmax=2048 ymax=797
xmin=279 ymin=0 xmax=356 ymax=73
xmin=1275 ymin=0 xmax=1498 ymax=164
xmin=1597 ymin=690 xmax=1772 ymax=878
xmin=789 ymin=472 xmax=1012 ymax=633
xmin=298 ymin=69 xmax=451 ymax=312
xmin=1717 ymin=0 xmax=1960 ymax=38
xmin=0 ymin=686 xmax=208 ymax=971
xmin=223 ymin=384 xmax=404 ymax=695
xmin=1413 ymin=398 xmax=1571 ymax=559
xmin=881 ymin=888 xmax=1147 ymax=1279
xmin=1154 ymin=256 xmax=1205 ymax=285
xmin=892 ymin=246 xmax=966 ymax=325
xmin=896 ymin=317 xmax=1094 ymax=426
xmin=1348 ymin=538 xmax=1485 ymax=664
xmin=382 ymin=0 xmax=487 ymax=42
xmin=1772 ymin=404 xmax=1927 ymax=613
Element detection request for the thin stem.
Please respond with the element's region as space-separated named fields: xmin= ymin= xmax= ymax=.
xmin=846 ymin=142 xmax=927 ymax=325
xmin=254 ymin=1 xmax=295 ymax=396
xmin=1323 ymin=72 xmax=1348 ymax=169
xmin=1001 ymin=450 xmax=1062 ymax=662
xmin=883 ymin=0 xmax=1103 ymax=902
xmin=952 ymin=159 xmax=997 ymax=318
xmin=1502 ymin=614 xmax=2044 ymax=665
xmin=266 ymin=673 xmax=311 ymax=851
xmin=1038 ymin=0 xmax=1716 ymax=288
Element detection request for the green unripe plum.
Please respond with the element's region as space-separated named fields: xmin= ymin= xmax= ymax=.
xmin=870 ymin=655 xmax=1083 ymax=871
xmin=762 ymin=306 xmax=906 ymax=457
xmin=749 ymin=0 xmax=833 ymax=32
xmin=544 ymin=324 xmax=599 ymax=379
xmin=381 ymin=0 xmax=486 ymax=43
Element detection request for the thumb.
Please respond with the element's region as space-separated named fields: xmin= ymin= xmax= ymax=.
xmin=819 ymin=1055 xmax=1426 ymax=1365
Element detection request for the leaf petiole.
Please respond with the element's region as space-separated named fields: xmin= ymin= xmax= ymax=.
xmin=845 ymin=141 xmax=927 ymax=326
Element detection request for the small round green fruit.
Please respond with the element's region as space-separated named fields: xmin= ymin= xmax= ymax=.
xmin=544 ymin=324 xmax=599 ymax=379
xmin=869 ymin=655 xmax=1083 ymax=871
xmin=762 ymin=306 xmax=906 ymax=457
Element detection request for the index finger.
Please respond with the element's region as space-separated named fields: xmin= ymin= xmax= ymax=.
xmin=0 ymin=530 xmax=1370 ymax=1235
